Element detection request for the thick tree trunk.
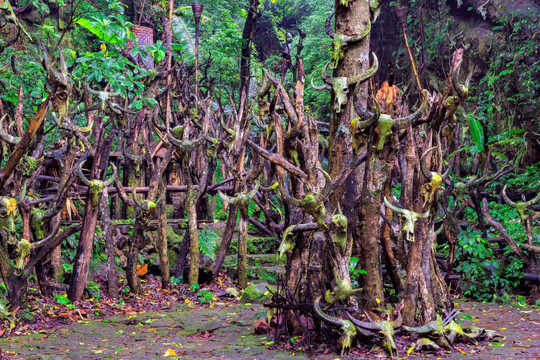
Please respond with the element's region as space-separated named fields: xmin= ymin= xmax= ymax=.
xmin=330 ymin=0 xmax=385 ymax=309
xmin=100 ymin=188 xmax=118 ymax=298
xmin=174 ymin=230 xmax=190 ymax=279
xmin=68 ymin=132 xmax=113 ymax=301
xmin=126 ymin=225 xmax=143 ymax=293
xmin=187 ymin=188 xmax=199 ymax=286
xmin=157 ymin=197 xmax=170 ymax=289
xmin=359 ymin=156 xmax=387 ymax=309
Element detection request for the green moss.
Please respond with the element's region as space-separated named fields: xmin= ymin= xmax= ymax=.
xmin=239 ymin=281 xmax=276 ymax=303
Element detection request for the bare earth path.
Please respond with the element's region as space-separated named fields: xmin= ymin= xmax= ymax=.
xmin=0 ymin=301 xmax=539 ymax=359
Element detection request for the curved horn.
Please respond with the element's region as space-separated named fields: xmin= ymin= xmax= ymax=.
xmin=346 ymin=312 xmax=383 ymax=331
xmin=325 ymin=12 xmax=335 ymax=38
xmin=321 ymin=62 xmax=332 ymax=85
xmin=103 ymin=164 xmax=118 ymax=187
xmin=403 ymin=323 xmax=437 ymax=335
xmin=109 ymin=89 xmax=122 ymax=97
xmin=86 ymin=84 xmax=100 ymax=95
xmin=311 ymin=76 xmax=329 ymax=91
xmin=77 ymin=160 xmax=91 ymax=186
xmin=316 ymin=167 xmax=333 ymax=201
xmin=167 ymin=132 xmax=185 ymax=148
xmin=131 ymin=187 xmax=144 ymax=209
xmin=41 ymin=42 xmax=55 ymax=79
xmin=452 ymin=58 xmax=468 ymax=98
xmin=217 ymin=190 xmax=239 ymax=205
xmin=57 ymin=46 xmax=68 ymax=76
xmin=393 ymin=89 xmax=429 ymax=129
xmin=0 ymin=114 xmax=21 ymax=144
xmin=352 ymin=95 xmax=380 ymax=130
xmin=152 ymin=116 xmax=166 ymax=132
xmin=220 ymin=117 xmax=235 ymax=136
xmin=501 ymin=185 xmax=517 ymax=208
xmin=278 ymin=179 xmax=302 ymax=207
xmin=417 ymin=209 xmax=430 ymax=218
xmin=246 ymin=180 xmax=261 ymax=200
xmin=344 ymin=20 xmax=371 ymax=43
xmin=314 ymin=296 xmax=343 ymax=326
xmin=420 ymin=146 xmax=438 ymax=181
xmin=349 ymin=52 xmax=378 ymax=86
xmin=78 ymin=117 xmax=94 ymax=133
xmin=190 ymin=135 xmax=206 ymax=148
xmin=383 ymin=196 xmax=407 ymax=215
xmin=525 ymin=187 xmax=540 ymax=206
xmin=442 ymin=159 xmax=453 ymax=180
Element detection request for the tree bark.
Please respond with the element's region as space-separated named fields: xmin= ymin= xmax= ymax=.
xmin=213 ymin=203 xmax=238 ymax=276
xmin=100 ymin=188 xmax=118 ymax=298
xmin=237 ymin=217 xmax=248 ymax=288
xmin=68 ymin=131 xmax=113 ymax=301
xmin=0 ymin=97 xmax=49 ymax=189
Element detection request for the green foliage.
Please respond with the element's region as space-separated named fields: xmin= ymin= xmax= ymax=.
xmin=75 ymin=14 xmax=134 ymax=46
xmin=452 ymin=200 xmax=528 ymax=302
xmin=196 ymin=289 xmax=214 ymax=304
xmin=0 ymin=47 xmax=47 ymax=122
xmin=467 ymin=114 xmax=484 ymax=154
xmin=87 ymin=281 xmax=102 ymax=299
xmin=198 ymin=228 xmax=219 ymax=259
xmin=53 ymin=294 xmax=76 ymax=309
xmin=466 ymin=10 xmax=540 ymax=166
xmin=349 ymin=256 xmax=367 ymax=288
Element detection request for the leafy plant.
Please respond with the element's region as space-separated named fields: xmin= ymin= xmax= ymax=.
xmin=54 ymin=294 xmax=76 ymax=309
xmin=196 ymin=289 xmax=214 ymax=304
xmin=87 ymin=281 xmax=102 ymax=299
xmin=198 ymin=229 xmax=219 ymax=259
xmin=349 ymin=257 xmax=367 ymax=287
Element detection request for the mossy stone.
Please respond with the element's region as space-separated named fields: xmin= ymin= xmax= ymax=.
xmin=239 ymin=281 xmax=276 ymax=303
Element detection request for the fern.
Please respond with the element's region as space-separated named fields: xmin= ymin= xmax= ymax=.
xmin=172 ymin=14 xmax=195 ymax=61
xmin=198 ymin=229 xmax=219 ymax=259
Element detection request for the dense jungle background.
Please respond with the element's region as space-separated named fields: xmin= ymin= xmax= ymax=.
xmin=0 ymin=0 xmax=539 ymax=358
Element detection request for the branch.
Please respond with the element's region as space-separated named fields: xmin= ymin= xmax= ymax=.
xmin=481 ymin=198 xmax=527 ymax=261
xmin=247 ymin=139 xmax=308 ymax=180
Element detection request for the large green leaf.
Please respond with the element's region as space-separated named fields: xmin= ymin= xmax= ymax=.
xmin=467 ymin=114 xmax=484 ymax=152
xmin=172 ymin=15 xmax=195 ymax=60
xmin=75 ymin=17 xmax=124 ymax=45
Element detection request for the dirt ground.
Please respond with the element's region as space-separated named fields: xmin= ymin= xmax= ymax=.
xmin=0 ymin=301 xmax=538 ymax=360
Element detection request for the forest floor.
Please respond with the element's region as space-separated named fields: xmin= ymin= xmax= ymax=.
xmin=0 ymin=277 xmax=539 ymax=359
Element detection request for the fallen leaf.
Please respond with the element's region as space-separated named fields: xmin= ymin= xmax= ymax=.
xmin=137 ymin=264 xmax=148 ymax=277
xmin=163 ymin=348 xmax=177 ymax=356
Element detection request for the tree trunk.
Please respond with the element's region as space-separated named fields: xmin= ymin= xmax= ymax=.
xmin=213 ymin=203 xmax=238 ymax=276
xmin=237 ymin=217 xmax=248 ymax=288
xmin=126 ymin=224 xmax=143 ymax=293
xmin=187 ymin=188 xmax=199 ymax=286
xmin=239 ymin=0 xmax=261 ymax=103
xmin=68 ymin=132 xmax=113 ymax=301
xmin=100 ymin=188 xmax=118 ymax=298
xmin=157 ymin=194 xmax=170 ymax=289
xmin=330 ymin=0 xmax=385 ymax=309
